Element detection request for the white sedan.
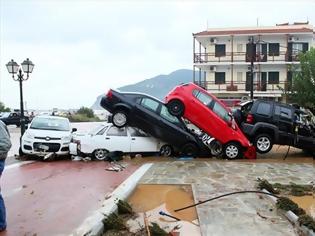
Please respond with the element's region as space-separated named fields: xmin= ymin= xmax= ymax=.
xmin=69 ymin=123 xmax=173 ymax=160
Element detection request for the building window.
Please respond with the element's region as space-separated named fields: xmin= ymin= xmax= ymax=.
xmin=268 ymin=72 xmax=279 ymax=84
xmin=269 ymin=43 xmax=280 ymax=56
xmin=215 ymin=72 xmax=225 ymax=84
xmin=237 ymin=44 xmax=243 ymax=53
xmin=237 ymin=72 xmax=243 ymax=82
xmin=215 ymin=44 xmax=226 ymax=57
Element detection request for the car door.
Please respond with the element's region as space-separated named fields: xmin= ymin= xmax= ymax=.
xmin=104 ymin=126 xmax=131 ymax=152
xmin=83 ymin=126 xmax=109 ymax=153
xmin=274 ymin=105 xmax=294 ymax=145
xmin=133 ymin=97 xmax=162 ymax=138
xmin=128 ymin=127 xmax=159 ymax=153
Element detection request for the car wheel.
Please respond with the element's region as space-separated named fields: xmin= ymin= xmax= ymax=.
xmin=167 ymin=100 xmax=184 ymax=117
xmin=159 ymin=145 xmax=173 ymax=157
xmin=112 ymin=110 xmax=128 ymax=128
xmin=93 ymin=149 xmax=109 ymax=161
xmin=254 ymin=134 xmax=273 ymax=154
xmin=19 ymin=147 xmax=25 ymax=156
xmin=223 ymin=142 xmax=242 ymax=160
xmin=182 ymin=143 xmax=198 ymax=157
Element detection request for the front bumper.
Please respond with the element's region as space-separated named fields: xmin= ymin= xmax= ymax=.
xmin=21 ymin=139 xmax=70 ymax=157
xmin=243 ymin=145 xmax=256 ymax=159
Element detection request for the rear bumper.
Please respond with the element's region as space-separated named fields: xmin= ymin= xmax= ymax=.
xmin=243 ymin=145 xmax=256 ymax=159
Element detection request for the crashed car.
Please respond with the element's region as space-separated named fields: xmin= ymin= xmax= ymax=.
xmin=21 ymin=115 xmax=76 ymax=158
xmin=164 ymin=82 xmax=255 ymax=159
xmin=233 ymin=99 xmax=315 ymax=156
xmin=0 ymin=112 xmax=30 ymax=127
xmin=100 ymin=90 xmax=210 ymax=156
xmin=69 ymin=123 xmax=173 ymax=160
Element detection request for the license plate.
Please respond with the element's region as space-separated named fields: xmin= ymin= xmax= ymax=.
xmin=39 ymin=144 xmax=49 ymax=151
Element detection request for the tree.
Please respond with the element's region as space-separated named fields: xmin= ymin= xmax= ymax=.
xmin=0 ymin=102 xmax=10 ymax=112
xmin=289 ymin=47 xmax=315 ymax=110
xmin=76 ymin=106 xmax=95 ymax=118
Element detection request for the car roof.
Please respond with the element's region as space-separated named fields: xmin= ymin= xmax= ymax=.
xmin=113 ymin=89 xmax=164 ymax=103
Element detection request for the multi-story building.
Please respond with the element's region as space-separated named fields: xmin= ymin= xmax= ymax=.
xmin=192 ymin=22 xmax=315 ymax=105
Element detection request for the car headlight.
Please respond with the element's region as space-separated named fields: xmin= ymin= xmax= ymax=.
xmin=24 ymin=132 xmax=34 ymax=139
xmin=62 ymin=135 xmax=72 ymax=142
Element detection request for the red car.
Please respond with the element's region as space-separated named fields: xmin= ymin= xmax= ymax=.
xmin=165 ymin=83 xmax=256 ymax=159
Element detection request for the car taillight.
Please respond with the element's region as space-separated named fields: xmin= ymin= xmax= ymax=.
xmin=246 ymin=113 xmax=254 ymax=124
xmin=106 ymin=90 xmax=113 ymax=99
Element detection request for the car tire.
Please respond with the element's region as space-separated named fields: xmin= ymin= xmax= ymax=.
xmin=93 ymin=149 xmax=109 ymax=161
xmin=159 ymin=145 xmax=173 ymax=157
xmin=167 ymin=99 xmax=184 ymax=117
xmin=19 ymin=147 xmax=25 ymax=157
xmin=182 ymin=143 xmax=198 ymax=157
xmin=112 ymin=110 xmax=128 ymax=128
xmin=223 ymin=142 xmax=242 ymax=160
xmin=254 ymin=134 xmax=273 ymax=154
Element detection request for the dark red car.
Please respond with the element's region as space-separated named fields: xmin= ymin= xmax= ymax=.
xmin=165 ymin=83 xmax=255 ymax=159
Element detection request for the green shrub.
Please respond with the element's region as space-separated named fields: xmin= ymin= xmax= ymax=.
xmin=257 ymin=179 xmax=279 ymax=194
xmin=298 ymin=214 xmax=315 ymax=232
xmin=276 ymin=197 xmax=306 ymax=216
xmin=116 ymin=199 xmax=133 ymax=215
xmin=103 ymin=212 xmax=126 ymax=231
xmin=149 ymin=222 xmax=168 ymax=236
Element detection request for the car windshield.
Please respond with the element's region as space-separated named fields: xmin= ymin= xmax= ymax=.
xmin=30 ymin=117 xmax=70 ymax=131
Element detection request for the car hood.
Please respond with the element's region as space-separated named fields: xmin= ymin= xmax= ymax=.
xmin=26 ymin=129 xmax=71 ymax=138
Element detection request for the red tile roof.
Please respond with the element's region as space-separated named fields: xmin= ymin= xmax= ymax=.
xmin=193 ymin=27 xmax=314 ymax=36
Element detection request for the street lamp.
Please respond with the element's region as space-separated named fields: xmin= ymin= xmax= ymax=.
xmin=6 ymin=58 xmax=34 ymax=136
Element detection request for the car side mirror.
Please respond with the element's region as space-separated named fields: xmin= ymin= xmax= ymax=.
xmin=72 ymin=128 xmax=77 ymax=133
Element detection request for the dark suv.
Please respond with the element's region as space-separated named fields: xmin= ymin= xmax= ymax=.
xmin=0 ymin=112 xmax=30 ymax=127
xmin=234 ymin=100 xmax=315 ymax=155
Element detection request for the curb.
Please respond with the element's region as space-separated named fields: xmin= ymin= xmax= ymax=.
xmin=72 ymin=163 xmax=153 ymax=236
xmin=262 ymin=189 xmax=315 ymax=236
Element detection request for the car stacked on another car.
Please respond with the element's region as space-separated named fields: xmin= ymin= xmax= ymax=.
xmin=21 ymin=115 xmax=76 ymax=158
xmin=100 ymin=89 xmax=210 ymax=156
xmin=233 ymin=99 xmax=315 ymax=156
xmin=164 ymin=83 xmax=256 ymax=159
xmin=69 ymin=123 xmax=173 ymax=160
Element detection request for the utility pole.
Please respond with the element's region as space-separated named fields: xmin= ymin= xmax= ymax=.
xmin=250 ymin=36 xmax=255 ymax=100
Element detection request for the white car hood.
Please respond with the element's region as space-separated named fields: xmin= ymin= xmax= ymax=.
xmin=26 ymin=128 xmax=71 ymax=138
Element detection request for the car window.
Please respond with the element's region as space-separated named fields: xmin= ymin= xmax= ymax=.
xmin=140 ymin=98 xmax=159 ymax=112
xmin=213 ymin=102 xmax=232 ymax=122
xmin=256 ymin=102 xmax=271 ymax=116
xmin=128 ymin=127 xmax=149 ymax=137
xmin=106 ymin=126 xmax=127 ymax=136
xmin=193 ymin=90 xmax=213 ymax=107
xmin=275 ymin=106 xmax=292 ymax=120
xmin=160 ymin=105 xmax=181 ymax=124
xmin=95 ymin=126 xmax=109 ymax=135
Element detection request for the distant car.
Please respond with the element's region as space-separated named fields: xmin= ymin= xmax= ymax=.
xmin=164 ymin=83 xmax=255 ymax=160
xmin=100 ymin=90 xmax=209 ymax=156
xmin=69 ymin=123 xmax=173 ymax=160
xmin=233 ymin=100 xmax=315 ymax=155
xmin=0 ymin=112 xmax=30 ymax=127
xmin=21 ymin=116 xmax=76 ymax=158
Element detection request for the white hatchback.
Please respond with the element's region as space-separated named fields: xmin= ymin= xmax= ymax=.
xmin=69 ymin=123 xmax=173 ymax=160
xmin=21 ymin=116 xmax=74 ymax=157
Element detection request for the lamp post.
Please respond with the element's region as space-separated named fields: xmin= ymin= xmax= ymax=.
xmin=6 ymin=58 xmax=34 ymax=136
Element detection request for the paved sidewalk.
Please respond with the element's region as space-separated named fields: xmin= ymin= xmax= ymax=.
xmin=0 ymin=161 xmax=138 ymax=236
xmin=139 ymin=160 xmax=315 ymax=236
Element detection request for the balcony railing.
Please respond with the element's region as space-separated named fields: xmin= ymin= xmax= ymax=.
xmin=194 ymin=80 xmax=292 ymax=93
xmin=194 ymin=51 xmax=300 ymax=63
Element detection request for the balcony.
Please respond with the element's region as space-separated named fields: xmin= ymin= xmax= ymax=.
xmin=194 ymin=51 xmax=300 ymax=64
xmin=194 ymin=80 xmax=292 ymax=94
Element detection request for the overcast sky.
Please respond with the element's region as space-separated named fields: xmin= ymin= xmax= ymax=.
xmin=0 ymin=0 xmax=314 ymax=110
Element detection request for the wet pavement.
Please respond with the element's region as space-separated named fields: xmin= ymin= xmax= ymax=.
xmin=0 ymin=160 xmax=138 ymax=236
xmin=139 ymin=159 xmax=315 ymax=236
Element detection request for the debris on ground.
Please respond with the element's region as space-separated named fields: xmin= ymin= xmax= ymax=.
xmin=297 ymin=214 xmax=315 ymax=231
xmin=276 ymin=197 xmax=306 ymax=216
xmin=43 ymin=152 xmax=55 ymax=161
xmin=71 ymin=156 xmax=83 ymax=161
xmin=116 ymin=199 xmax=133 ymax=215
xmin=105 ymin=162 xmax=128 ymax=172
xmin=103 ymin=212 xmax=127 ymax=231
xmin=107 ymin=151 xmax=124 ymax=162
xmin=257 ymin=179 xmax=279 ymax=194
xmin=149 ymin=222 xmax=169 ymax=236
